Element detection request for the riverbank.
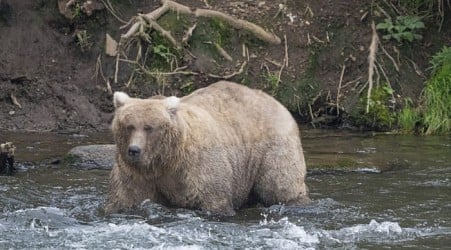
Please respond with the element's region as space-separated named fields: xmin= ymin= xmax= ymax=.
xmin=0 ymin=1 xmax=449 ymax=132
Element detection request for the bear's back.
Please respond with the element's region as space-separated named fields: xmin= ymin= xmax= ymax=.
xmin=180 ymin=81 xmax=298 ymax=137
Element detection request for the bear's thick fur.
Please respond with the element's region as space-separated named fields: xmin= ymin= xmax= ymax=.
xmin=105 ymin=81 xmax=309 ymax=215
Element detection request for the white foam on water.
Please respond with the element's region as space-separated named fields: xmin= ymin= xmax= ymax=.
xmin=356 ymin=147 xmax=377 ymax=154
xmin=9 ymin=206 xmax=66 ymax=216
xmin=1 ymin=205 xmax=450 ymax=249
xmin=59 ymin=220 xmax=209 ymax=249
xmin=417 ymin=179 xmax=450 ymax=187
xmin=354 ymin=167 xmax=381 ymax=173
xmin=253 ymin=216 xmax=319 ymax=248
xmin=318 ymin=219 xmax=406 ymax=245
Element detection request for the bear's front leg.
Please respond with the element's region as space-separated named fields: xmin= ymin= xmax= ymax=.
xmin=200 ymin=197 xmax=236 ymax=216
xmin=105 ymin=163 xmax=158 ymax=214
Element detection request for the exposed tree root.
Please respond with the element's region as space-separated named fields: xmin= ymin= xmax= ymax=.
xmin=336 ymin=64 xmax=346 ymax=116
xmin=123 ymin=0 xmax=280 ymax=44
xmin=366 ymin=21 xmax=379 ymax=114
xmin=112 ymin=0 xmax=281 ymax=87
xmin=208 ymin=61 xmax=247 ymax=79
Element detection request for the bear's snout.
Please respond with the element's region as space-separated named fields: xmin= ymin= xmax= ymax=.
xmin=128 ymin=145 xmax=141 ymax=158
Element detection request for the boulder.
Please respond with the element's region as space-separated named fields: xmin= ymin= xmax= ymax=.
xmin=67 ymin=144 xmax=115 ymax=170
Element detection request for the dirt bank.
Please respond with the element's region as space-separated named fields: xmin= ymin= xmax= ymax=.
xmin=0 ymin=0 xmax=449 ymax=132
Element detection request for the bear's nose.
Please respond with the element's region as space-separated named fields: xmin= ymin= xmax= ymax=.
xmin=128 ymin=145 xmax=141 ymax=157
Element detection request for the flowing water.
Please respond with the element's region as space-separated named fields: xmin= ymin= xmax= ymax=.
xmin=0 ymin=130 xmax=450 ymax=249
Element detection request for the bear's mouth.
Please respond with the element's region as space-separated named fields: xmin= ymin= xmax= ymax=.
xmin=126 ymin=155 xmax=141 ymax=165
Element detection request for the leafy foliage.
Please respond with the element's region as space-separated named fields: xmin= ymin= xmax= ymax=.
xmin=397 ymin=46 xmax=451 ymax=135
xmin=398 ymin=98 xmax=422 ymax=134
xmin=422 ymin=46 xmax=451 ymax=135
xmin=376 ymin=16 xmax=425 ymax=42
xmin=350 ymin=85 xmax=396 ymax=130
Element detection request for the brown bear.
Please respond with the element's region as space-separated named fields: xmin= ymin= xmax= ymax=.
xmin=105 ymin=81 xmax=309 ymax=216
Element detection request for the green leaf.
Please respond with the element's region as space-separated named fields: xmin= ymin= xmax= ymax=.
xmin=402 ymin=32 xmax=414 ymax=42
xmin=411 ymin=21 xmax=425 ymax=29
xmin=414 ymin=34 xmax=423 ymax=40
xmin=376 ymin=19 xmax=393 ymax=30
xmin=383 ymin=86 xmax=394 ymax=95
xmin=394 ymin=25 xmax=407 ymax=33
xmin=376 ymin=22 xmax=390 ymax=30
xmin=392 ymin=33 xmax=402 ymax=42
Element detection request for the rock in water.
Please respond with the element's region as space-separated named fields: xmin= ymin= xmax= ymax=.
xmin=67 ymin=144 xmax=115 ymax=170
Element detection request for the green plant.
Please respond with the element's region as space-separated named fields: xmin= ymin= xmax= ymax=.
xmin=395 ymin=0 xmax=445 ymax=30
xmin=350 ymin=84 xmax=397 ymax=130
xmin=153 ymin=44 xmax=174 ymax=64
xmin=376 ymin=16 xmax=425 ymax=42
xmin=75 ymin=30 xmax=92 ymax=52
xmin=263 ymin=72 xmax=280 ymax=95
xmin=179 ymin=81 xmax=195 ymax=94
xmin=73 ymin=2 xmax=82 ymax=18
xmin=398 ymin=98 xmax=422 ymax=134
xmin=422 ymin=46 xmax=451 ymax=135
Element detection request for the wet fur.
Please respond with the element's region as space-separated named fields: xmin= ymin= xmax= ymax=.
xmin=105 ymin=81 xmax=310 ymax=215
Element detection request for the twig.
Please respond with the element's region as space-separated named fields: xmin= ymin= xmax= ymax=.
xmin=366 ymin=21 xmax=378 ymax=114
xmin=94 ymin=55 xmax=112 ymax=94
xmin=277 ymin=60 xmax=285 ymax=84
xmin=101 ymin=0 xmax=128 ymax=24
xmin=141 ymin=15 xmax=180 ymax=48
xmin=284 ymin=34 xmax=289 ymax=67
xmin=379 ymin=42 xmax=399 ymax=72
xmin=304 ymin=5 xmax=314 ymax=18
xmin=341 ymin=76 xmax=362 ymax=89
xmin=120 ymin=58 xmax=198 ymax=76
xmin=114 ymin=39 xmax=122 ymax=84
xmin=336 ymin=64 xmax=346 ymax=116
xmin=311 ymin=35 xmax=325 ymax=43
xmin=376 ymin=61 xmax=395 ymax=109
xmin=406 ymin=57 xmax=423 ymax=76
xmin=374 ymin=58 xmax=381 ymax=87
xmin=308 ymin=104 xmax=315 ymax=128
xmin=65 ymin=0 xmax=76 ymax=10
xmin=10 ymin=93 xmax=22 ymax=109
xmin=182 ymin=23 xmax=197 ymax=44
xmin=382 ymin=0 xmax=400 ymax=15
xmin=358 ymin=81 xmax=368 ymax=95
xmin=214 ymin=43 xmax=233 ymax=62
xmin=125 ymin=71 xmax=135 ymax=88
xmin=376 ymin=3 xmax=391 ymax=20
xmin=376 ymin=61 xmax=391 ymax=88
xmin=202 ymin=0 xmax=211 ymax=8
xmin=265 ymin=58 xmax=282 ymax=67
xmin=208 ymin=61 xmax=247 ymax=79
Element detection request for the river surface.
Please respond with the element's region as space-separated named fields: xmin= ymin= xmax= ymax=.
xmin=0 ymin=130 xmax=450 ymax=249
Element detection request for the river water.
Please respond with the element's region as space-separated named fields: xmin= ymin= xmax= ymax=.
xmin=0 ymin=130 xmax=450 ymax=249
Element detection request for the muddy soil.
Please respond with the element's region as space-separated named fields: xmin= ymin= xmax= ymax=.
xmin=0 ymin=0 xmax=449 ymax=132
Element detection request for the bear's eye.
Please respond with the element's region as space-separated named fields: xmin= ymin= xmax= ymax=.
xmin=144 ymin=125 xmax=153 ymax=132
xmin=126 ymin=125 xmax=135 ymax=132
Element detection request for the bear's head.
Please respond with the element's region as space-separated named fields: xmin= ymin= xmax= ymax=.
xmin=112 ymin=92 xmax=181 ymax=170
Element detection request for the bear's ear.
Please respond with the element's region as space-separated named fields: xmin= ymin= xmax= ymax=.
xmin=113 ymin=92 xmax=130 ymax=108
xmin=165 ymin=96 xmax=179 ymax=119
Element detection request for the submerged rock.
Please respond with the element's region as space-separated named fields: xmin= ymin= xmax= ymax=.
xmin=67 ymin=144 xmax=115 ymax=170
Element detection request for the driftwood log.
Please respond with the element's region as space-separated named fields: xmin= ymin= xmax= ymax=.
xmin=0 ymin=142 xmax=16 ymax=175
